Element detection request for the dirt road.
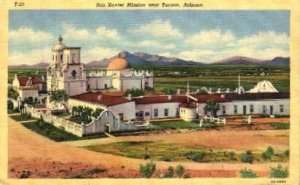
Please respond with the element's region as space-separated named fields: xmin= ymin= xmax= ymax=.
xmin=8 ymin=117 xmax=288 ymax=178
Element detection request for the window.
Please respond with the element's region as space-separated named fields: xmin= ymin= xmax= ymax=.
xmin=118 ymin=113 xmax=124 ymax=121
xmin=145 ymin=112 xmax=150 ymax=116
xmin=250 ymin=105 xmax=254 ymax=113
xmin=154 ymin=109 xmax=158 ymax=117
xmin=262 ymin=105 xmax=267 ymax=114
xmin=72 ymin=53 xmax=75 ymax=63
xmin=222 ymin=105 xmax=226 ymax=114
xmin=280 ymin=105 xmax=284 ymax=113
xmin=234 ymin=105 xmax=238 ymax=114
xmin=60 ymin=54 xmax=63 ymax=60
xmin=164 ymin=108 xmax=169 ymax=116
xmin=71 ymin=70 xmax=77 ymax=79
xmin=52 ymin=55 xmax=54 ymax=60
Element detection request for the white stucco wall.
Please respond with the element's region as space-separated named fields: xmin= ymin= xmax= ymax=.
xmin=107 ymin=101 xmax=136 ymax=121
xmin=18 ymin=89 xmax=39 ymax=100
xmin=88 ymin=77 xmax=112 ymax=90
xmin=136 ymin=102 xmax=180 ymax=119
xmin=180 ymin=107 xmax=197 ymax=121
xmin=198 ymin=99 xmax=290 ymax=116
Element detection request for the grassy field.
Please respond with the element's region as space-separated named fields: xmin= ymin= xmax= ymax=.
xmin=8 ymin=65 xmax=289 ymax=92
xmin=151 ymin=121 xmax=200 ymax=130
xmin=84 ymin=141 xmax=289 ymax=163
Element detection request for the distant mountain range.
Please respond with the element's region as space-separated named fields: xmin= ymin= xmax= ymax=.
xmin=9 ymin=51 xmax=289 ymax=68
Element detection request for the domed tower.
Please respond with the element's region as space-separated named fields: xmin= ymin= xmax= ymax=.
xmin=52 ymin=35 xmax=66 ymax=65
xmin=47 ymin=35 xmax=87 ymax=97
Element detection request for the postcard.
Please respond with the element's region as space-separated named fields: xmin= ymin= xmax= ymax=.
xmin=0 ymin=0 xmax=299 ymax=185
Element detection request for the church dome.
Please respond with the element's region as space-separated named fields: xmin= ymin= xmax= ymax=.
xmin=107 ymin=57 xmax=130 ymax=70
xmin=52 ymin=35 xmax=66 ymax=52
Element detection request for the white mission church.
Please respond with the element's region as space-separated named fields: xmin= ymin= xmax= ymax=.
xmin=12 ymin=36 xmax=289 ymax=135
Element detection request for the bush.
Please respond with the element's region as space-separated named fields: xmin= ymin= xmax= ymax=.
xmin=241 ymin=151 xmax=254 ymax=164
xmin=262 ymin=146 xmax=275 ymax=160
xmin=140 ymin=161 xmax=156 ymax=178
xmin=164 ymin=166 xmax=174 ymax=178
xmin=7 ymin=100 xmax=14 ymax=110
xmin=240 ymin=168 xmax=258 ymax=178
xmin=175 ymin=164 xmax=185 ymax=178
xmin=186 ymin=151 xmax=206 ymax=162
xmin=284 ymin=150 xmax=289 ymax=157
xmin=269 ymin=165 xmax=288 ymax=178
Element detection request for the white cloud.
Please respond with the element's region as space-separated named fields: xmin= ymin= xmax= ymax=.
xmin=237 ymin=31 xmax=289 ymax=48
xmin=179 ymin=30 xmax=289 ymax=62
xmin=158 ymin=52 xmax=172 ymax=57
xmin=186 ymin=29 xmax=235 ymax=48
xmin=62 ymin=23 xmax=121 ymax=41
xmin=9 ymin=27 xmax=54 ymax=42
xmin=96 ymin=27 xmax=120 ymax=40
xmin=136 ymin=40 xmax=175 ymax=49
xmin=82 ymin=47 xmax=118 ymax=62
xmin=9 ymin=48 xmax=50 ymax=65
xmin=129 ymin=19 xmax=183 ymax=38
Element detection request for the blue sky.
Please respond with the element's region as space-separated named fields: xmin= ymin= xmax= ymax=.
xmin=9 ymin=10 xmax=289 ymax=65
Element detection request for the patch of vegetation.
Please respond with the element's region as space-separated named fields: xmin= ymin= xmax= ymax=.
xmin=84 ymin=141 xmax=289 ymax=163
xmin=124 ymin=88 xmax=144 ymax=97
xmin=70 ymin=106 xmax=104 ymax=124
xmin=262 ymin=147 xmax=274 ymax=160
xmin=8 ymin=87 xmax=19 ymax=100
xmin=151 ymin=121 xmax=199 ymax=130
xmin=269 ymin=165 xmax=288 ymax=178
xmin=204 ymin=100 xmax=220 ymax=117
xmin=21 ymin=119 xmax=106 ymax=142
xmin=240 ymin=168 xmax=258 ymax=178
xmin=240 ymin=151 xmax=254 ymax=164
xmin=270 ymin=123 xmax=290 ymax=130
xmin=175 ymin=164 xmax=185 ymax=178
xmin=164 ymin=166 xmax=174 ymax=178
xmin=186 ymin=151 xmax=206 ymax=162
xmin=10 ymin=114 xmax=33 ymax=121
xmin=139 ymin=161 xmax=156 ymax=178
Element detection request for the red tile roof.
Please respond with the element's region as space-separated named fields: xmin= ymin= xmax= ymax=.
xmin=133 ymin=95 xmax=187 ymax=104
xmin=191 ymin=94 xmax=227 ymax=103
xmin=18 ymin=77 xmax=46 ymax=86
xmin=71 ymin=92 xmax=132 ymax=107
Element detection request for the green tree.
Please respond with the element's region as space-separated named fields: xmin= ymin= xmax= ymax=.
xmin=139 ymin=161 xmax=156 ymax=178
xmin=240 ymin=168 xmax=258 ymax=178
xmin=92 ymin=108 xmax=104 ymax=118
xmin=204 ymin=100 xmax=220 ymax=116
xmin=124 ymin=88 xmax=144 ymax=97
xmin=49 ymin=90 xmax=69 ymax=110
xmin=8 ymin=87 xmax=19 ymax=100
xmin=175 ymin=164 xmax=185 ymax=178
xmin=162 ymin=88 xmax=176 ymax=95
xmin=241 ymin=151 xmax=254 ymax=164
xmin=7 ymin=100 xmax=14 ymax=111
xmin=269 ymin=165 xmax=288 ymax=178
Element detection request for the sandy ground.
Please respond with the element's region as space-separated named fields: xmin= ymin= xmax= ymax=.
xmin=8 ymin=116 xmax=289 ymax=178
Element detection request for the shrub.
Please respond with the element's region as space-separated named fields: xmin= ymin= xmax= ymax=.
xmin=164 ymin=166 xmax=174 ymax=178
xmin=262 ymin=147 xmax=275 ymax=160
xmin=140 ymin=161 xmax=156 ymax=178
xmin=7 ymin=100 xmax=14 ymax=110
xmin=175 ymin=164 xmax=185 ymax=178
xmin=240 ymin=168 xmax=258 ymax=178
xmin=144 ymin=153 xmax=150 ymax=160
xmin=269 ymin=165 xmax=288 ymax=178
xmin=228 ymin=151 xmax=236 ymax=159
xmin=186 ymin=151 xmax=206 ymax=162
xmin=284 ymin=150 xmax=289 ymax=157
xmin=241 ymin=151 xmax=254 ymax=164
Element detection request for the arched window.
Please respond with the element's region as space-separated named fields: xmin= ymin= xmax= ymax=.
xmin=71 ymin=70 xmax=77 ymax=79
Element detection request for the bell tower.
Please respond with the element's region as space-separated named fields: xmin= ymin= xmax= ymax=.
xmin=47 ymin=35 xmax=87 ymax=97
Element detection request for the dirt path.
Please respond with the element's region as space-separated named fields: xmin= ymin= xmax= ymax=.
xmin=8 ymin=117 xmax=288 ymax=178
